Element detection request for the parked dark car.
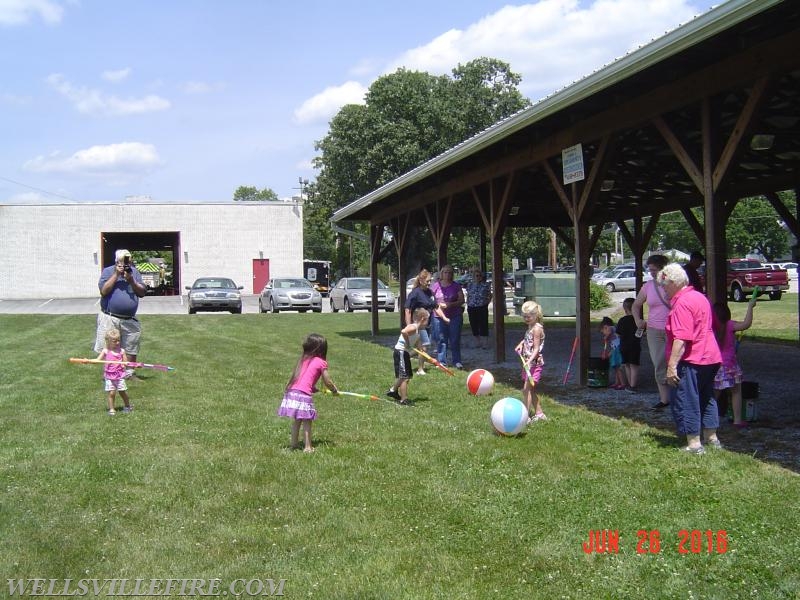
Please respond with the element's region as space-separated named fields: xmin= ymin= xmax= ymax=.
xmin=259 ymin=277 xmax=322 ymax=313
xmin=185 ymin=277 xmax=243 ymax=314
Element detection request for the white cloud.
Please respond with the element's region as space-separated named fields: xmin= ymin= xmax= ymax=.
xmin=386 ymin=0 xmax=699 ymax=99
xmin=23 ymin=142 xmax=162 ymax=176
xmin=348 ymin=58 xmax=381 ymax=78
xmin=293 ymin=81 xmax=368 ymax=124
xmin=180 ymin=80 xmax=226 ymax=94
xmin=294 ymin=158 xmax=316 ymax=171
xmin=102 ymin=68 xmax=131 ymax=83
xmin=46 ymin=73 xmax=171 ymax=116
xmin=1 ymin=92 xmax=31 ymax=105
xmin=294 ymin=0 xmax=698 ymax=126
xmin=0 ymin=0 xmax=64 ymax=26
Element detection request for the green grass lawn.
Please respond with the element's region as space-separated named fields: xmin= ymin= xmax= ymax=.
xmin=1 ymin=313 xmax=798 ymax=599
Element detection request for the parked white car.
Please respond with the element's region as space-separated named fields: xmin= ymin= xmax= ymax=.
xmin=595 ymin=269 xmax=651 ymax=292
xmin=591 ymin=264 xmax=635 ymax=281
xmin=779 ymin=262 xmax=798 ymax=281
xmin=259 ymin=277 xmax=322 ymax=313
xmin=330 ymin=277 xmax=396 ymax=312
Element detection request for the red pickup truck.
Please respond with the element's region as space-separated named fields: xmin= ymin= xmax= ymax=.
xmin=721 ymin=259 xmax=789 ymax=302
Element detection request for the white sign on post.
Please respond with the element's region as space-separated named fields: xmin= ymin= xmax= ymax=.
xmin=562 ymin=143 xmax=585 ymax=184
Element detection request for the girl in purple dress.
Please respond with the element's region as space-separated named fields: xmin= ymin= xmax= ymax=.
xmin=277 ymin=333 xmax=338 ymax=452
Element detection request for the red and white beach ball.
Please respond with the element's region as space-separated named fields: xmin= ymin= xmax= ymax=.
xmin=466 ymin=368 xmax=495 ymax=396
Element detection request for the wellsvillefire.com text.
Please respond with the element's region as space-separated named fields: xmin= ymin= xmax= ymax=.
xmin=7 ymin=578 xmax=286 ymax=597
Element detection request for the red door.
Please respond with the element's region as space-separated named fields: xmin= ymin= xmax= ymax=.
xmin=253 ymin=258 xmax=270 ymax=294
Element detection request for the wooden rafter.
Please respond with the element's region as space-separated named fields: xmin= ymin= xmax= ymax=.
xmin=713 ymin=76 xmax=770 ymax=193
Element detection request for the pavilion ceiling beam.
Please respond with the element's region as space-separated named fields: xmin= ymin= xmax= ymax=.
xmin=471 ymin=172 xmax=516 ymax=238
xmin=680 ymin=206 xmax=706 ymax=244
xmin=553 ymin=227 xmax=575 ymax=252
xmin=541 ymin=159 xmax=573 ymax=218
xmin=423 ymin=196 xmax=454 ymax=267
xmin=471 ymin=176 xmax=515 ymax=362
xmin=713 ymin=76 xmax=770 ymax=193
xmin=577 ymin=135 xmax=614 ymax=221
xmin=643 ymin=213 xmax=660 ymax=247
xmin=652 ymin=115 xmax=704 ymax=192
xmin=765 ymin=191 xmax=800 ymax=237
xmin=588 ymin=224 xmax=604 ymax=257
xmin=389 ymin=214 xmax=411 ymax=258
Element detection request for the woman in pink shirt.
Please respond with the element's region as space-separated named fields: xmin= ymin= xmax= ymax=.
xmin=661 ymin=263 xmax=722 ymax=454
xmin=632 ymin=254 xmax=671 ymax=409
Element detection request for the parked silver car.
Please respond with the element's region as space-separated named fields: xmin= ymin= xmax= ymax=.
xmin=330 ymin=277 xmax=396 ymax=312
xmin=185 ymin=277 xmax=243 ymax=314
xmin=595 ymin=269 xmax=651 ymax=292
xmin=259 ymin=278 xmax=322 ymax=313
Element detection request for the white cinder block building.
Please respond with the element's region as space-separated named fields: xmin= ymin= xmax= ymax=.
xmin=0 ymin=202 xmax=304 ymax=299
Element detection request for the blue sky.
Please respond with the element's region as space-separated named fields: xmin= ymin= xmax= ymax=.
xmin=0 ymin=0 xmax=704 ymax=203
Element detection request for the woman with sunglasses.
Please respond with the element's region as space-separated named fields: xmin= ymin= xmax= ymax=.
xmin=405 ymin=269 xmax=448 ymax=374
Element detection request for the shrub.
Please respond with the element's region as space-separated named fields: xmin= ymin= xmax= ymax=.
xmin=589 ymin=281 xmax=611 ymax=311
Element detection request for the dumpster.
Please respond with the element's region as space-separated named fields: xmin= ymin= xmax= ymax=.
xmin=513 ymin=271 xmax=576 ymax=317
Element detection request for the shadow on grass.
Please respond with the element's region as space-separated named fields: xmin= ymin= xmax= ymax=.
xmin=643 ymin=429 xmax=682 ymax=450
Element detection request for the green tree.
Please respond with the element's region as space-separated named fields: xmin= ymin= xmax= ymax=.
xmin=727 ymin=195 xmax=791 ymax=260
xmin=311 ymin=58 xmax=530 ymax=275
xmin=654 ymin=210 xmax=703 ymax=253
xmin=651 ymin=193 xmax=795 ymax=260
xmin=233 ymin=186 xmax=279 ymax=202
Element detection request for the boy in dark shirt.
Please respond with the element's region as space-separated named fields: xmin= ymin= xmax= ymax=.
xmin=616 ymin=297 xmax=640 ymax=392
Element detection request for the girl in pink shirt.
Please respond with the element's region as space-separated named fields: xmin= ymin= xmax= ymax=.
xmin=96 ymin=328 xmax=133 ymax=416
xmin=712 ymin=298 xmax=755 ymax=428
xmin=277 ymin=333 xmax=338 ymax=452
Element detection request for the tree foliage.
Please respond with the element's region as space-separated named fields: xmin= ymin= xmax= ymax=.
xmin=726 ymin=195 xmax=791 ymax=260
xmin=309 ymin=57 xmax=530 ymax=275
xmin=233 ymin=186 xmax=279 ymax=202
xmin=650 ymin=193 xmax=794 ymax=260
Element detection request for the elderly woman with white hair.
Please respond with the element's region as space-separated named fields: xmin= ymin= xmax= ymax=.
xmin=659 ymin=263 xmax=723 ymax=454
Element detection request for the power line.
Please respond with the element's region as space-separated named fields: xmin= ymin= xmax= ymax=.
xmin=0 ymin=175 xmax=77 ymax=202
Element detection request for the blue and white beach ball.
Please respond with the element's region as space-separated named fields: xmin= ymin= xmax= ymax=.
xmin=490 ymin=397 xmax=528 ymax=436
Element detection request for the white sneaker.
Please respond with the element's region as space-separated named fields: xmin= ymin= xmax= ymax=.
xmin=416 ymin=369 xmax=427 ymax=375
xmin=532 ymin=413 xmax=548 ymax=422
xmin=455 ymin=362 xmax=464 ymax=369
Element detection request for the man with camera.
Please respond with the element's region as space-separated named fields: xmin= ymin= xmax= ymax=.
xmin=94 ymin=249 xmax=147 ymax=379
